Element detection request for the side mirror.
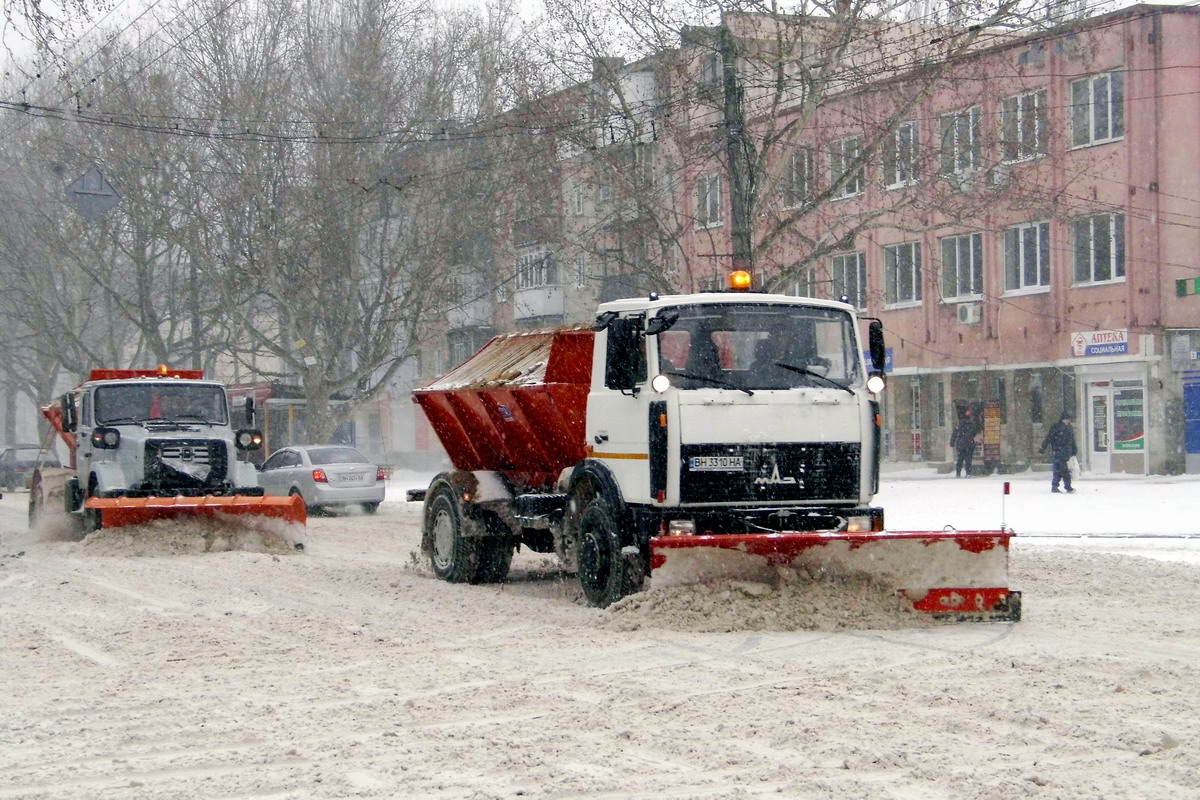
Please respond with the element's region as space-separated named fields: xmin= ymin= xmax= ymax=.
xmin=604 ymin=318 xmax=643 ymax=392
xmin=868 ymin=320 xmax=886 ymax=373
xmin=62 ymin=393 xmax=78 ymax=433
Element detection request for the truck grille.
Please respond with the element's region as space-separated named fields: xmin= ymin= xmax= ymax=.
xmin=679 ymin=442 xmax=860 ymax=504
xmin=144 ymin=439 xmax=229 ymax=491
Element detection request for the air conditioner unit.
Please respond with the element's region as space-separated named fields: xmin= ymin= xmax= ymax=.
xmin=957 ymin=301 xmax=983 ymax=325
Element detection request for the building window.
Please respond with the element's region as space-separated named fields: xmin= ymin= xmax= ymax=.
xmin=936 ymin=380 xmax=946 ymax=428
xmin=695 ymin=174 xmax=722 ymax=228
xmin=1030 ymin=373 xmax=1044 ymax=425
xmin=829 ymin=135 xmax=863 ymax=198
xmin=997 ymin=375 xmax=1007 ymax=424
xmin=910 ymin=381 xmax=922 ymax=431
xmin=1003 ymin=221 xmax=1050 ymax=292
xmin=516 ymin=251 xmax=558 ymax=289
xmin=1001 ymin=89 xmax=1047 ymax=162
xmin=1073 ymin=212 xmax=1125 ymax=284
xmin=884 ymin=120 xmax=919 ymax=188
xmin=831 ymin=251 xmax=867 ymax=309
xmin=572 ymin=184 xmax=585 ymax=216
xmin=938 ymin=106 xmax=981 ymax=174
xmin=575 ymin=254 xmax=587 ymax=287
xmin=700 ymin=51 xmax=722 ymax=86
xmin=939 ymin=232 xmax=983 ymax=300
xmin=883 ymin=242 xmax=922 ymax=307
xmin=1071 ymin=71 xmax=1124 ymax=148
xmin=790 ymin=264 xmax=818 ymax=298
xmin=784 ymin=147 xmax=813 ymax=208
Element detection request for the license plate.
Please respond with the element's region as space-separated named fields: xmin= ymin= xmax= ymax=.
xmin=689 ymin=456 xmax=744 ymax=472
xmin=341 ymin=474 xmax=365 ymax=483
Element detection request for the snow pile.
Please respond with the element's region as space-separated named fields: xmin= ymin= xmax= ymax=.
xmin=604 ymin=567 xmax=931 ymax=632
xmin=80 ymin=514 xmax=305 ymax=556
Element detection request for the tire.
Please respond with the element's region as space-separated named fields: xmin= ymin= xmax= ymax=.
xmin=473 ymin=516 xmax=514 ymax=584
xmin=28 ymin=474 xmax=44 ymax=528
xmin=426 ymin=486 xmax=480 ymax=583
xmin=361 ymin=502 xmax=380 ymax=514
xmin=288 ymin=488 xmax=313 ymax=514
xmin=576 ymin=496 xmax=642 ymax=608
xmin=83 ymin=477 xmax=103 ymax=533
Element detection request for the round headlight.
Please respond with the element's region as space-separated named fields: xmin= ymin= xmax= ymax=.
xmin=866 ymin=374 xmax=886 ymax=394
xmin=102 ymin=430 xmax=119 ymax=447
xmin=651 ymin=374 xmax=671 ymax=393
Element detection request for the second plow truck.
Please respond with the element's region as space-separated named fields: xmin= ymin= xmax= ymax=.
xmin=30 ymin=367 xmax=305 ymax=533
xmin=412 ymin=274 xmax=1020 ymax=621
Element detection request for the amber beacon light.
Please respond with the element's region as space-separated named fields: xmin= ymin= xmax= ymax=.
xmin=728 ymin=270 xmax=752 ymax=291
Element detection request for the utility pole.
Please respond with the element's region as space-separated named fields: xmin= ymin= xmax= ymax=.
xmin=719 ymin=19 xmax=755 ymax=277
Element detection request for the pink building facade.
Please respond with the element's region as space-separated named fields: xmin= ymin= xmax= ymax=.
xmin=678 ymin=5 xmax=1200 ymax=475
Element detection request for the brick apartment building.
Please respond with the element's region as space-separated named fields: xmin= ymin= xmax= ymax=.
xmin=403 ymin=4 xmax=1200 ymax=475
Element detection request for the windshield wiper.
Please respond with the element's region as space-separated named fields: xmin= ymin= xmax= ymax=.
xmin=774 ymin=363 xmax=854 ymax=395
xmin=100 ymin=416 xmax=146 ymax=426
xmin=661 ymin=370 xmax=753 ymax=396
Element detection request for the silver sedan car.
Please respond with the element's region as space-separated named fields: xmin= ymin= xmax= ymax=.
xmin=257 ymin=445 xmax=386 ymax=514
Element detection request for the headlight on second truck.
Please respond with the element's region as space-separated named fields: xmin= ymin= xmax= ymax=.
xmin=91 ymin=427 xmax=120 ymax=449
xmin=651 ymin=374 xmax=671 ymax=393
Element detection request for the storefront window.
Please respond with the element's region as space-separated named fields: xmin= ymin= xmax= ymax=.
xmin=1113 ymin=384 xmax=1144 ymax=451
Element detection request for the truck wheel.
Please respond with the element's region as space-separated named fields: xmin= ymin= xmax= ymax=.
xmin=28 ymin=475 xmax=44 ymax=528
xmin=473 ymin=515 xmax=514 ymax=584
xmin=426 ymin=486 xmax=480 ymax=583
xmin=577 ymin=497 xmax=642 ymax=608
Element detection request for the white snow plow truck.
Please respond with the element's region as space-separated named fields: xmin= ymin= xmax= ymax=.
xmin=410 ymin=273 xmax=1019 ymax=621
xmin=31 ymin=367 xmax=305 ymax=532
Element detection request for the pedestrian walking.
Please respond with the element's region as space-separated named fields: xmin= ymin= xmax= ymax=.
xmin=950 ymin=408 xmax=980 ymax=478
xmin=1040 ymin=414 xmax=1078 ymax=493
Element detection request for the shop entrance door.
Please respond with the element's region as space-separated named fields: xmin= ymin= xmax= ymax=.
xmin=1087 ymin=384 xmax=1110 ymax=474
xmin=1085 ymin=381 xmax=1147 ymax=475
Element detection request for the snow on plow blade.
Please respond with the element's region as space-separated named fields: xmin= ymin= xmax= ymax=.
xmin=86 ymin=494 xmax=307 ymax=528
xmin=649 ymin=530 xmax=1020 ymax=622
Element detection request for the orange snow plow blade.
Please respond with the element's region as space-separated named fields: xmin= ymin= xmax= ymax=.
xmin=86 ymin=494 xmax=307 ymax=528
xmin=650 ymin=529 xmax=1020 ymax=621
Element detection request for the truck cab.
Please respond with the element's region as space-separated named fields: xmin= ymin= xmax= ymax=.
xmin=589 ymin=291 xmax=886 ymax=534
xmin=61 ymin=369 xmax=265 ymax=526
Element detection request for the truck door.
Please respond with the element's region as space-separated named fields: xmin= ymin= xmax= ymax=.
xmin=586 ymin=317 xmax=653 ymax=503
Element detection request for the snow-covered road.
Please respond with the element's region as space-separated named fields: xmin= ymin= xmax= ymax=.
xmin=1 ymin=476 xmax=1198 ymax=799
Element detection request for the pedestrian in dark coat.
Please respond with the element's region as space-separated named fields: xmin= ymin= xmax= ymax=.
xmin=1040 ymin=415 xmax=1078 ymax=493
xmin=950 ymin=409 xmax=980 ymax=477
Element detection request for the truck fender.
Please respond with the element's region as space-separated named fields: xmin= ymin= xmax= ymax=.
xmin=420 ymin=471 xmax=508 ymax=555
xmin=234 ymin=461 xmax=260 ymax=488
xmin=89 ymin=462 xmax=127 ymax=496
xmin=561 ymin=459 xmax=637 ymax=566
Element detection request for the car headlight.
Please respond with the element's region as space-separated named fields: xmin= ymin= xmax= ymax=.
xmin=651 ymin=373 xmax=671 ymax=393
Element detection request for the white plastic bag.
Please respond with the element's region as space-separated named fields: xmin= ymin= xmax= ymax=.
xmin=1068 ymin=455 xmax=1081 ymax=477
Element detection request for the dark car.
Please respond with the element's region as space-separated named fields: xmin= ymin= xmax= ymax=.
xmin=0 ymin=445 xmax=62 ymax=491
xmin=257 ymin=445 xmax=386 ymax=514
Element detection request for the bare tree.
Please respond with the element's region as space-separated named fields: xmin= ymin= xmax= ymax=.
xmin=531 ymin=0 xmax=1077 ymax=296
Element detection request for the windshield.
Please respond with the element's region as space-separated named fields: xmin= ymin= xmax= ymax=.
xmin=308 ymin=447 xmax=369 ymax=466
xmin=94 ymin=383 xmax=230 ymax=425
xmin=655 ymin=303 xmax=862 ymax=391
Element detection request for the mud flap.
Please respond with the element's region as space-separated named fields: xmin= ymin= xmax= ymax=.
xmin=87 ymin=494 xmax=307 ymax=528
xmin=649 ymin=529 xmax=1018 ymax=621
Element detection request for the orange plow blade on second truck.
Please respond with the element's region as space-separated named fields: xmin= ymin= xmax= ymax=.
xmin=86 ymin=494 xmax=307 ymax=529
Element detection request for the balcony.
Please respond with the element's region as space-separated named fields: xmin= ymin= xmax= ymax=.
xmin=447 ymin=295 xmax=494 ymax=330
xmin=513 ymin=285 xmax=564 ymax=321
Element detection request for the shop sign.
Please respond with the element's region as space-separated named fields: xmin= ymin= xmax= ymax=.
xmin=1072 ymin=329 xmax=1128 ymax=357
